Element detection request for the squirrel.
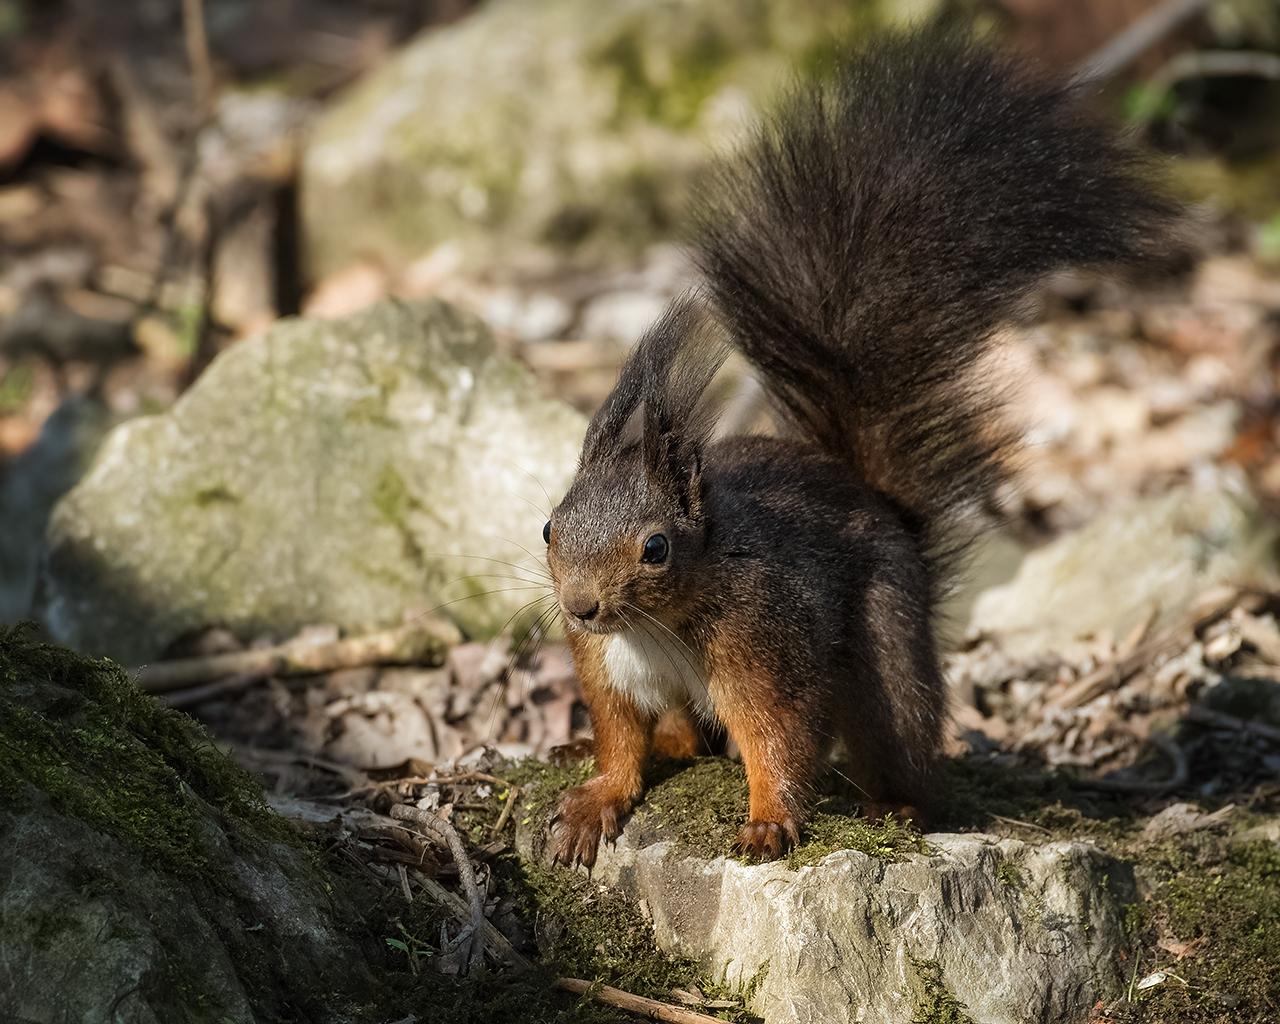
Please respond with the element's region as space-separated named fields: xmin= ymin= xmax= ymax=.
xmin=542 ymin=32 xmax=1184 ymax=866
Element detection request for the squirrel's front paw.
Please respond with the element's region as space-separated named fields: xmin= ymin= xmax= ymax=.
xmin=550 ymin=780 xmax=628 ymax=869
xmin=736 ymin=818 xmax=799 ymax=861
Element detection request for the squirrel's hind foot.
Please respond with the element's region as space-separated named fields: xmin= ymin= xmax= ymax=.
xmin=736 ymin=818 xmax=800 ymax=861
xmin=549 ymin=778 xmax=632 ymax=869
xmin=861 ymin=801 xmax=920 ymax=826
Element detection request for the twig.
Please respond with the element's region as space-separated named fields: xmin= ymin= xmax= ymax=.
xmin=1232 ymin=610 xmax=1280 ymax=665
xmin=1077 ymin=733 xmax=1188 ymax=794
xmin=397 ymin=863 xmax=414 ymax=904
xmin=340 ymin=844 xmax=383 ymax=883
xmin=160 ymin=669 xmax=273 ymax=709
xmin=1047 ymin=593 xmax=1237 ymax=711
xmin=491 ymin=786 xmax=520 ymax=837
xmin=989 ymin=814 xmax=1050 ymax=833
xmin=1071 ymin=0 xmax=1212 ymax=86
xmin=1132 ymin=50 xmax=1280 ymax=123
xmin=412 ymin=871 xmax=532 ymax=973
xmin=391 ymin=804 xmax=486 ymax=976
xmin=181 ymin=0 xmax=215 ymax=123
xmin=417 ymin=772 xmax=512 ymax=788
xmin=135 ymin=620 xmax=460 ymax=692
xmin=1185 ymin=703 xmax=1280 ymax=744
xmin=234 ymin=748 xmax=372 ymax=792
xmin=554 ymin=978 xmax=732 ymax=1024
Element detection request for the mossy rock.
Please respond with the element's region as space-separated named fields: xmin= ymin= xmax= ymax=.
xmin=511 ymin=754 xmax=1280 ymax=1023
xmin=300 ymin=0 xmax=954 ymax=279
xmin=0 ymin=625 xmax=386 ymax=1022
xmin=37 ymin=297 xmax=584 ymax=664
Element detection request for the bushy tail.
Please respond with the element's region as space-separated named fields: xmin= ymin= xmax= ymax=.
xmin=693 ymin=32 xmax=1184 ymax=558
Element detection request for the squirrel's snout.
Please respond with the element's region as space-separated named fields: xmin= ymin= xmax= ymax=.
xmin=563 ymin=594 xmax=600 ymax=622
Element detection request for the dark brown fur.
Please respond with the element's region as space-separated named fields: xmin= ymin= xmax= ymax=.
xmin=545 ymin=32 xmax=1184 ymax=865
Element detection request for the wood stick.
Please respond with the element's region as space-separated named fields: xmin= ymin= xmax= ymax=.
xmin=1071 ymin=0 xmax=1212 ymax=86
xmin=554 ymin=978 xmax=733 ymax=1024
xmin=135 ymin=620 xmax=460 ymax=692
xmin=413 ymin=872 xmax=532 ymax=973
xmin=1185 ymin=703 xmax=1280 ymax=744
xmin=491 ymin=785 xmax=520 ymax=837
xmin=181 ymin=0 xmax=215 ymax=122
xmin=414 ymin=772 xmax=512 ymax=788
xmin=160 ymin=669 xmax=271 ymax=708
xmin=1048 ymin=592 xmax=1238 ymax=711
xmin=391 ymin=804 xmax=486 ymax=976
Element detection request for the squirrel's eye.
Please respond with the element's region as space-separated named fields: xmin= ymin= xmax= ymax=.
xmin=641 ymin=533 xmax=669 ymax=564
xmin=543 ymin=520 xmax=551 ymax=545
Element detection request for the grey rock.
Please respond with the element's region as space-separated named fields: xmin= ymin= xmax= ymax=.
xmin=37 ymin=298 xmax=583 ymax=664
xmin=565 ymin=832 xmax=1129 ymax=1024
xmin=968 ymin=486 xmax=1277 ymax=661
xmin=300 ymin=0 xmax=922 ymax=280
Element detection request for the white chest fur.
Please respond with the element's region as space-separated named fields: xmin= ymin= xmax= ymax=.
xmin=604 ymin=628 xmax=714 ymax=720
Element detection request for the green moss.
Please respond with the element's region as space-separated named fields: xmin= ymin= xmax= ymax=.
xmin=483 ymin=856 xmax=760 ymax=1023
xmin=1125 ymin=832 xmax=1280 ymax=1022
xmin=0 ymin=624 xmax=292 ymax=882
xmin=506 ymin=755 xmax=597 ymax=833
xmin=1124 ymin=901 xmax=1150 ymax=935
xmin=996 ymin=860 xmax=1022 ymax=890
xmin=514 ymin=754 xmax=930 ymax=869
xmin=0 ymin=361 xmax=34 ymax=413
xmin=938 ymin=755 xmax=1136 ymax=845
xmin=595 ymin=21 xmax=734 ymax=130
xmin=372 ymin=463 xmax=416 ymax=523
xmin=508 ymin=753 xmax=597 ymax=792
xmin=1259 ymin=209 xmax=1280 ymax=262
xmin=910 ymin=959 xmax=976 ymax=1024
xmin=193 ymin=485 xmax=238 ymax=507
xmin=523 ymin=859 xmax=700 ymax=992
xmin=634 ymin=757 xmax=750 ymax=853
xmin=359 ymin=836 xmax=755 ymax=1024
xmin=786 ymin=812 xmax=930 ymax=869
xmin=344 ymin=394 xmax=394 ymax=427
xmin=173 ymin=302 xmax=203 ymax=358
xmin=0 ymin=625 xmax=391 ymax=1020
xmin=635 ymin=757 xmax=930 ymax=864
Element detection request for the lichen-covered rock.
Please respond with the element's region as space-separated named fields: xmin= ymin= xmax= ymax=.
xmin=37 ymin=298 xmax=583 ymax=664
xmin=300 ymin=0 xmax=938 ymax=280
xmin=0 ymin=627 xmax=384 ymax=1022
xmin=575 ymin=831 xmax=1130 ymax=1024
xmin=969 ymin=485 xmax=1277 ymax=661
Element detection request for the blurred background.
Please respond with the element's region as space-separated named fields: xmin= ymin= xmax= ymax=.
xmin=1 ymin=0 xmax=1277 ymax=453
xmin=4 ymin=0 xmax=1280 ymax=785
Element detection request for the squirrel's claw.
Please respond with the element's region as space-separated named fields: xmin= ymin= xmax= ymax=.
xmin=736 ymin=818 xmax=799 ymax=861
xmin=549 ymin=782 xmax=627 ymax=870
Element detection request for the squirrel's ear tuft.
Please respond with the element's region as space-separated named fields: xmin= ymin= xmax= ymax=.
xmin=644 ymin=429 xmax=705 ymax=518
xmin=638 ymin=297 xmax=725 ymax=518
xmin=579 ymin=297 xmax=710 ymax=468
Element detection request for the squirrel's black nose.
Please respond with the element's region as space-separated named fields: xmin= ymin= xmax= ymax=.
xmin=566 ymin=597 xmax=599 ymax=621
